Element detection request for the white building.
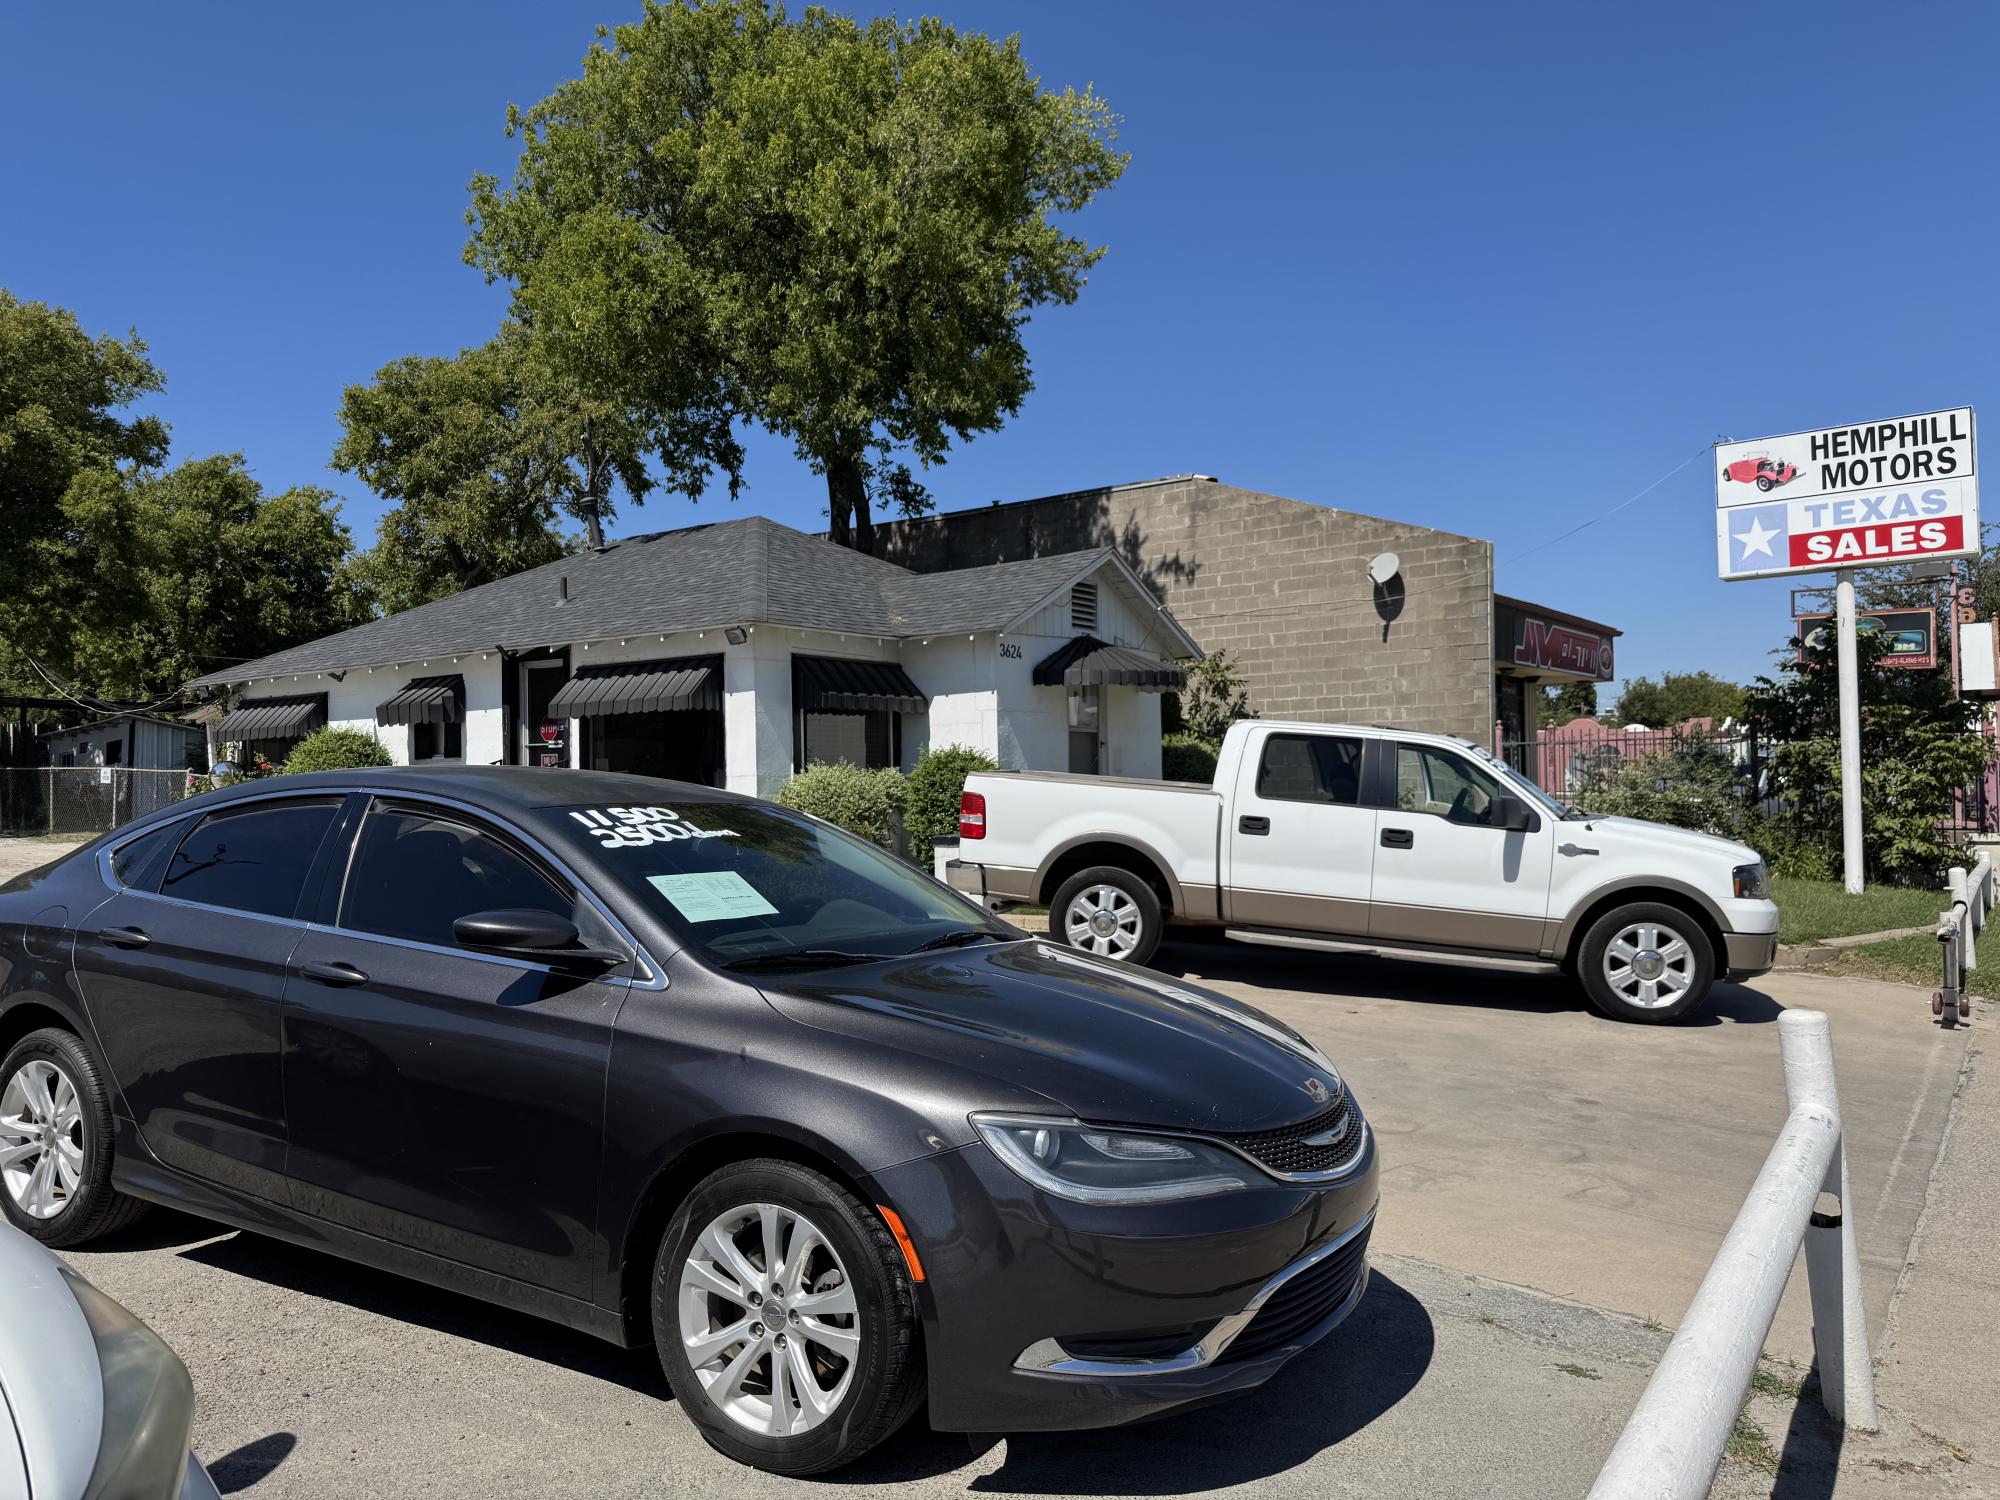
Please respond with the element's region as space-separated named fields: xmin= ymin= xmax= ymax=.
xmin=188 ymin=517 xmax=1201 ymax=795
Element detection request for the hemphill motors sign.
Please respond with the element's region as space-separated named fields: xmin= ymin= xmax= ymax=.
xmin=1716 ymin=407 xmax=1979 ymax=581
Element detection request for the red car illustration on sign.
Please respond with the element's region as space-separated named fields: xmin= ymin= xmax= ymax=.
xmin=1722 ymin=455 xmax=1798 ymax=492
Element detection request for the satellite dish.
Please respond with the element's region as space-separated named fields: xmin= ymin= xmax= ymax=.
xmin=1368 ymin=552 xmax=1401 ymax=585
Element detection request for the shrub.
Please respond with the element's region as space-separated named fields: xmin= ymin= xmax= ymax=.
xmin=1162 ymin=733 xmax=1219 ymax=784
xmin=774 ymin=762 xmax=908 ymax=850
xmin=1178 ymin=650 xmax=1256 ymax=742
xmin=905 ymin=744 xmax=998 ymax=843
xmin=1571 ymin=742 xmax=1750 ymax=839
xmin=281 ymin=726 xmax=393 ymax=775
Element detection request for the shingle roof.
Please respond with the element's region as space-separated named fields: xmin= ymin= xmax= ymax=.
xmin=190 ymin=516 xmax=1180 ymax=689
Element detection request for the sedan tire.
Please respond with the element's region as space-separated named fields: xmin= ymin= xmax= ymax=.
xmin=1576 ymin=903 xmax=1714 ymax=1024
xmin=652 ymin=1159 xmax=925 ymax=1475
xmin=1051 ymin=866 xmax=1164 ymax=966
xmin=0 ymin=1027 xmax=149 ymax=1246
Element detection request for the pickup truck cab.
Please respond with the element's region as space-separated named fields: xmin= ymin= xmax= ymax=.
xmin=949 ymin=720 xmax=1780 ymax=1024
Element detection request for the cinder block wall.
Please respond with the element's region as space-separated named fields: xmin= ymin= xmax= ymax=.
xmin=874 ymin=478 xmax=1496 ymax=742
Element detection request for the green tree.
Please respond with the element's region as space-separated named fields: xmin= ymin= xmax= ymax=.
xmin=335 ymin=325 xmax=733 ymax=611
xmin=1177 ymin=651 xmax=1255 ymax=743
xmin=1611 ymin=671 xmax=1745 ymax=729
xmin=59 ymin=456 xmax=369 ymax=698
xmin=1538 ymin=680 xmax=1598 ymax=726
xmin=466 ymin=0 xmax=1126 ymax=551
xmin=1745 ymin=632 xmax=1992 ymax=886
xmin=0 ymin=290 xmax=168 ymax=688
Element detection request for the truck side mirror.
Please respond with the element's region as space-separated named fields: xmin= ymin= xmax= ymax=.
xmin=1494 ymin=796 xmax=1538 ymax=834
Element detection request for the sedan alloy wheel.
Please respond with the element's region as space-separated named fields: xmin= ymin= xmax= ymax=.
xmin=0 ymin=1059 xmax=84 ymax=1220
xmin=677 ymin=1202 xmax=861 ymax=1437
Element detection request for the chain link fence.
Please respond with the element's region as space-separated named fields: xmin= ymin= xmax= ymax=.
xmin=0 ymin=767 xmax=210 ymax=837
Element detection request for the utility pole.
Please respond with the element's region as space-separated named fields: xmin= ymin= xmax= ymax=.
xmin=580 ymin=414 xmax=607 ymax=551
xmin=1835 ymin=570 xmax=1864 ymax=894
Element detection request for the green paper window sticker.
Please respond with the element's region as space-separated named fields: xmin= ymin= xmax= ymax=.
xmin=647 ymin=871 xmax=779 ymax=923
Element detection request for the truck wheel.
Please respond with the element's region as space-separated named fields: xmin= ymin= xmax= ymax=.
xmin=1051 ymin=866 xmax=1163 ymax=966
xmin=1577 ymin=903 xmax=1714 ymax=1024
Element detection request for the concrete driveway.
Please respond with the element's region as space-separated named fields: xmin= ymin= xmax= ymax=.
xmin=48 ymin=937 xmax=1981 ymax=1497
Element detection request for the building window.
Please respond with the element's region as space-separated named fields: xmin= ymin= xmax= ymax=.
xmin=1070 ymin=581 xmax=1099 ymax=632
xmin=412 ymin=718 xmax=463 ymax=762
xmin=799 ymin=710 xmax=899 ymax=771
xmin=104 ymin=739 xmax=124 ymax=766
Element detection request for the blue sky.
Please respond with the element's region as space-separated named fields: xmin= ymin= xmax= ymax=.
xmin=7 ymin=1 xmax=1994 ymax=701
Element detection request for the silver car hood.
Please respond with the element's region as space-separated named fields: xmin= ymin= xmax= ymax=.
xmin=0 ymin=1224 xmax=103 ymax=1498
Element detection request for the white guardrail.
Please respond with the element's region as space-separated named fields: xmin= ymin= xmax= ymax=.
xmin=1937 ymin=854 xmax=1993 ymax=1025
xmin=1588 ymin=1010 xmax=1878 ymax=1499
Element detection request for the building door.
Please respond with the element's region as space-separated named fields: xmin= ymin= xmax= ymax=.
xmin=1067 ymin=685 xmax=1102 ymax=774
xmin=520 ymin=659 xmax=570 ymax=768
xmin=1496 ymin=673 xmax=1528 ymax=773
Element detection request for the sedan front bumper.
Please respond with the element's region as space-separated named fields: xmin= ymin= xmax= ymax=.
xmin=865 ymin=1123 xmax=1379 ymax=1433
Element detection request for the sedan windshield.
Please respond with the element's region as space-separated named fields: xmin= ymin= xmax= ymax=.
xmin=555 ymin=799 xmax=1015 ymax=968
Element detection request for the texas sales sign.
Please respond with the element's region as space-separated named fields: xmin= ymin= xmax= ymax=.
xmin=1715 ymin=407 xmax=1978 ymax=581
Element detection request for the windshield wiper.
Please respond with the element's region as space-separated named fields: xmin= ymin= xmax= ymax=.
xmin=906 ymin=929 xmax=1006 ymax=954
xmin=722 ymin=949 xmax=898 ymax=972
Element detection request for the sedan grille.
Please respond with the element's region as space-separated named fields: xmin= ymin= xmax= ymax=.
xmin=1219 ymin=1220 xmax=1372 ymax=1364
xmin=1212 ymin=1093 xmax=1365 ymax=1177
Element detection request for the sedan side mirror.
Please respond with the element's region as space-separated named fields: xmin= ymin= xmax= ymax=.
xmin=453 ymin=908 xmax=624 ymax=968
xmin=1493 ymin=796 xmax=1539 ymax=834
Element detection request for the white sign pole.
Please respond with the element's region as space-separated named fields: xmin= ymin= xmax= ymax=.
xmin=1834 ymin=571 xmax=1864 ymax=894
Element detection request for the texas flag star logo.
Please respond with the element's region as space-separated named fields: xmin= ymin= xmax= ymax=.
xmin=1731 ymin=502 xmax=1788 ymax=565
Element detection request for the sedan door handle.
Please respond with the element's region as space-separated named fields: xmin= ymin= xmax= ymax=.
xmin=1380 ymin=827 xmax=1414 ymax=849
xmin=1238 ymin=815 xmax=1270 ymax=836
xmin=103 ymin=926 xmax=150 ymax=949
xmin=299 ymin=961 xmax=368 ymax=987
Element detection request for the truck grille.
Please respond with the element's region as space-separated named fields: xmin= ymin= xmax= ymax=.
xmin=1219 ymin=1220 xmax=1372 ymax=1363
xmin=1213 ymin=1093 xmax=1366 ymax=1177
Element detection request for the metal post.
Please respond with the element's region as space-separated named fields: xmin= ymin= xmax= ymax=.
xmin=1836 ymin=571 xmax=1865 ymax=894
xmin=1951 ymin=867 xmax=1976 ymax=970
xmin=1779 ymin=1010 xmax=1879 ymax=1431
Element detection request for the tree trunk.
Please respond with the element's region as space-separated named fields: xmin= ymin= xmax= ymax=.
xmin=824 ymin=451 xmax=874 ymax=553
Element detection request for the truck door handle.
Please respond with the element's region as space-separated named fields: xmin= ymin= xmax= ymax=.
xmin=1380 ymin=827 xmax=1414 ymax=849
xmin=1238 ymin=815 xmax=1270 ymax=836
xmin=103 ymin=926 xmax=150 ymax=949
xmin=299 ymin=961 xmax=368 ymax=987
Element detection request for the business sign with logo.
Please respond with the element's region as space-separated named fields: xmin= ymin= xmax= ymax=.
xmin=1794 ymin=608 xmax=1937 ymax=670
xmin=1716 ymin=407 xmax=1978 ymax=581
xmin=1497 ymin=599 xmax=1615 ymax=680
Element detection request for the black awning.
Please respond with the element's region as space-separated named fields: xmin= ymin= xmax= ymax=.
xmin=794 ymin=655 xmax=928 ymax=714
xmin=375 ymin=674 xmax=464 ymax=726
xmin=217 ymin=693 xmax=327 ymax=740
xmin=1032 ymin=636 xmax=1187 ymax=689
xmin=547 ymin=655 xmax=722 ymax=717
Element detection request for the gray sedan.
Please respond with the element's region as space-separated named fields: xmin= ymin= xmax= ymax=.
xmin=0 ymin=1221 xmax=218 ymax=1499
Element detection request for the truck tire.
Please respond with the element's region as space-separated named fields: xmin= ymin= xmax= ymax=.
xmin=1051 ymin=866 xmax=1164 ymax=966
xmin=1576 ymin=902 xmax=1714 ymax=1024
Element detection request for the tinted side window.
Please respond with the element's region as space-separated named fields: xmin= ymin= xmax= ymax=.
xmin=1396 ymin=745 xmax=1505 ymax=827
xmin=1255 ymin=734 xmax=1364 ymax=806
xmin=110 ymin=818 xmax=186 ymax=891
xmin=340 ymin=806 xmax=597 ymax=952
xmin=162 ymin=800 xmax=341 ymax=918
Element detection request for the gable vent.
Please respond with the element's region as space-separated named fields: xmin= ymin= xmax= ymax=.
xmin=1070 ymin=581 xmax=1099 ymax=631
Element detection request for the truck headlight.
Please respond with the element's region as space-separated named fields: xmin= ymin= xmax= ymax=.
xmin=973 ymin=1115 xmax=1269 ymax=1204
xmin=1733 ymin=862 xmax=1770 ymax=900
xmin=58 ymin=1268 xmax=196 ymax=1500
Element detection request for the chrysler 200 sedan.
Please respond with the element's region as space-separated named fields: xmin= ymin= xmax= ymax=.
xmin=0 ymin=768 xmax=1377 ymax=1475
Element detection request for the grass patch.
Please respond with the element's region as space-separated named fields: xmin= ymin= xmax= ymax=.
xmin=1749 ymin=1363 xmax=1803 ymax=1401
xmin=1773 ymin=877 xmax=1942 ymax=944
xmin=1726 ymin=1408 xmax=1782 ymax=1473
xmin=1825 ymin=932 xmax=1980 ymax=995
xmin=1554 ymin=1362 xmax=1601 ymax=1380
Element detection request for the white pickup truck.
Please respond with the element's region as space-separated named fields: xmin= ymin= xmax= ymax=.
xmin=948 ymin=719 xmax=1780 ymax=1024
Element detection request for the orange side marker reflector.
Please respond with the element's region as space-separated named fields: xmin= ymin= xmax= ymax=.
xmin=877 ymin=1204 xmax=925 ymax=1282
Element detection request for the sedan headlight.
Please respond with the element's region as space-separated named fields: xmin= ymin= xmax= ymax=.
xmin=1733 ymin=862 xmax=1770 ymax=900
xmin=973 ymin=1115 xmax=1269 ymax=1204
xmin=58 ymin=1268 xmax=196 ymax=1500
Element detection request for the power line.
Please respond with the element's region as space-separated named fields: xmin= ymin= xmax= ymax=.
xmin=1504 ymin=443 xmax=1714 ymax=566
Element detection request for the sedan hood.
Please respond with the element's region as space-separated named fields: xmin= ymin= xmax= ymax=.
xmin=756 ymin=939 xmax=1340 ymax=1135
